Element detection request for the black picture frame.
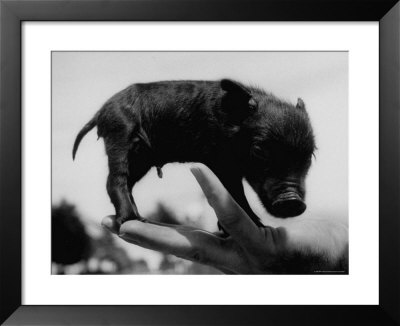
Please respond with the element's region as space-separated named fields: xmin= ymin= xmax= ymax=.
xmin=1 ymin=0 xmax=399 ymax=325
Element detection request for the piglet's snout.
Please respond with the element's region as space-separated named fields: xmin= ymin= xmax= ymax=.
xmin=270 ymin=183 xmax=306 ymax=218
xmin=271 ymin=193 xmax=306 ymax=217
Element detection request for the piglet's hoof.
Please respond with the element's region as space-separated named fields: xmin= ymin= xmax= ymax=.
xmin=115 ymin=214 xmax=142 ymax=226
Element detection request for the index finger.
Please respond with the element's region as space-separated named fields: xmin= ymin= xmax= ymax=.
xmin=190 ymin=164 xmax=261 ymax=246
xmin=119 ymin=219 xmax=242 ymax=269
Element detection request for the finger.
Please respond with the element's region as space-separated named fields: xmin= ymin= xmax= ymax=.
xmin=101 ymin=215 xmax=120 ymax=234
xmin=101 ymin=215 xmax=171 ymax=232
xmin=190 ymin=164 xmax=261 ymax=245
xmin=119 ymin=220 xmax=242 ymax=269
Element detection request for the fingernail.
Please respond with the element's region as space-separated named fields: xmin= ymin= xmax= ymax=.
xmin=190 ymin=165 xmax=203 ymax=178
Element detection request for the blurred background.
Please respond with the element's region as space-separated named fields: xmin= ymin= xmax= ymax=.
xmin=51 ymin=52 xmax=348 ymax=274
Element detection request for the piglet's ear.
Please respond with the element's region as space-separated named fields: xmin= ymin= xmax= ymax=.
xmin=221 ymin=79 xmax=251 ymax=99
xmin=221 ymin=79 xmax=255 ymax=123
xmin=296 ymin=98 xmax=305 ymax=110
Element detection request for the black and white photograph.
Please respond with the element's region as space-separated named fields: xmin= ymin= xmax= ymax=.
xmin=3 ymin=0 xmax=399 ymax=322
xmin=51 ymin=51 xmax=348 ymax=275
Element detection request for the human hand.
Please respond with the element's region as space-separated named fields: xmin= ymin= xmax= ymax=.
xmin=102 ymin=164 xmax=297 ymax=274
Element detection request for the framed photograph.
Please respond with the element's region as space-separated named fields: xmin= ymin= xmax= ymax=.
xmin=1 ymin=0 xmax=399 ymax=325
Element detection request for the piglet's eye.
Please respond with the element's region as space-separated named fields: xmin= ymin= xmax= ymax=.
xmin=249 ymin=98 xmax=257 ymax=110
xmin=252 ymin=147 xmax=270 ymax=161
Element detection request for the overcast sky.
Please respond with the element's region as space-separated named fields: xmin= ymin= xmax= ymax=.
xmin=52 ymin=51 xmax=348 ymax=267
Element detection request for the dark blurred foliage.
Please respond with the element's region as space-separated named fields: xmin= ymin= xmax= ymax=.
xmin=52 ymin=199 xmax=220 ymax=274
xmin=148 ymin=201 xmax=207 ymax=229
xmin=51 ymin=200 xmax=149 ymax=274
xmin=158 ymin=254 xmax=222 ymax=274
xmin=87 ymin=229 xmax=149 ymax=274
xmin=148 ymin=202 xmax=181 ymax=225
xmin=52 ymin=200 xmax=91 ymax=265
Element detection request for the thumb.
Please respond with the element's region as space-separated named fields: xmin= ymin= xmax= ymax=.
xmin=190 ymin=164 xmax=260 ymax=245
